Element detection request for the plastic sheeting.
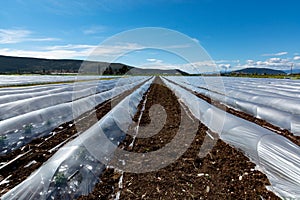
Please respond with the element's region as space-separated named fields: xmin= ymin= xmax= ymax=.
xmin=0 ymin=79 xmax=118 ymax=105
xmin=0 ymin=82 xmax=116 ymax=120
xmin=162 ymin=77 xmax=300 ymax=199
xmin=2 ymin=77 xmax=154 ymax=200
xmin=0 ymin=75 xmax=118 ymax=86
xmin=0 ymin=77 xmax=148 ymax=154
xmin=165 ymin=76 xmax=300 ymax=135
xmin=0 ymin=84 xmax=72 ymax=98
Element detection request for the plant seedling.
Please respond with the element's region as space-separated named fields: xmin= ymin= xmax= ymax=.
xmin=0 ymin=135 xmax=7 ymax=146
xmin=24 ymin=124 xmax=33 ymax=134
xmin=46 ymin=120 xmax=51 ymax=126
xmin=54 ymin=172 xmax=68 ymax=187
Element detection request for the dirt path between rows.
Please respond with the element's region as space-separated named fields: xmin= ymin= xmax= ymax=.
xmin=79 ymin=77 xmax=279 ymax=200
xmin=0 ymin=80 xmax=148 ymax=196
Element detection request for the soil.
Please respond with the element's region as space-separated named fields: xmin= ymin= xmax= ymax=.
xmin=0 ymin=80 xmax=148 ymax=196
xmin=78 ymin=77 xmax=279 ymax=200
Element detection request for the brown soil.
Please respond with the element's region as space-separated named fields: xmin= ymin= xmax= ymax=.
xmin=0 ymin=80 xmax=148 ymax=196
xmin=79 ymin=77 xmax=279 ymax=200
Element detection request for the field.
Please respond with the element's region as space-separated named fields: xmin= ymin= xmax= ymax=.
xmin=0 ymin=75 xmax=299 ymax=200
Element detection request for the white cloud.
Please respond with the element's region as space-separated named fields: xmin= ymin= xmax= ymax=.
xmin=0 ymin=28 xmax=59 ymax=44
xmin=0 ymin=48 xmax=92 ymax=59
xmin=146 ymin=58 xmax=157 ymax=62
xmin=42 ymin=44 xmax=97 ymax=51
xmin=246 ymin=60 xmax=255 ymax=64
xmin=146 ymin=58 xmax=163 ymax=63
xmin=0 ymin=43 xmax=143 ymax=60
xmin=29 ymin=38 xmax=59 ymax=42
xmin=232 ymin=57 xmax=298 ymax=71
xmin=262 ymin=51 xmax=288 ymax=56
xmin=268 ymin=57 xmax=282 ymax=63
xmin=219 ymin=63 xmax=231 ymax=69
xmin=0 ymin=29 xmax=31 ymax=44
xmin=83 ymin=26 xmax=106 ymax=35
xmin=215 ymin=54 xmax=300 ymax=72
xmin=215 ymin=59 xmax=239 ymax=64
xmin=294 ymin=56 xmax=300 ymax=61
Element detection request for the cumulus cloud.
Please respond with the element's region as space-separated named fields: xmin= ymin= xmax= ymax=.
xmin=262 ymin=51 xmax=288 ymax=56
xmin=233 ymin=57 xmax=298 ymax=71
xmin=0 ymin=29 xmax=59 ymax=44
xmin=268 ymin=57 xmax=282 ymax=63
xmin=219 ymin=63 xmax=231 ymax=69
xmin=294 ymin=56 xmax=300 ymax=61
xmin=246 ymin=60 xmax=255 ymax=64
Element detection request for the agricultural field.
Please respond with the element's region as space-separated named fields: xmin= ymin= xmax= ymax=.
xmin=0 ymin=75 xmax=299 ymax=200
xmin=0 ymin=75 xmax=117 ymax=87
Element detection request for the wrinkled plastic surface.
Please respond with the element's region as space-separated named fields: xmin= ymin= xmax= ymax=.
xmin=0 ymin=81 xmax=116 ymax=120
xmin=2 ymin=77 xmax=154 ymax=200
xmin=162 ymin=77 xmax=300 ymax=199
xmin=165 ymin=76 xmax=300 ymax=135
xmin=0 ymin=75 xmax=118 ymax=86
xmin=0 ymin=77 xmax=148 ymax=154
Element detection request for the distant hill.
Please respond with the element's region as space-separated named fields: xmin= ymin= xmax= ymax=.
xmin=284 ymin=69 xmax=300 ymax=74
xmin=0 ymin=55 xmax=133 ymax=75
xmin=231 ymin=67 xmax=286 ymax=75
xmin=0 ymin=55 xmax=188 ymax=75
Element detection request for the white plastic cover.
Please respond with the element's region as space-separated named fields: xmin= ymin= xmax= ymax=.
xmin=2 ymin=77 xmax=154 ymax=200
xmin=0 ymin=75 xmax=118 ymax=86
xmin=165 ymin=76 xmax=300 ymax=135
xmin=0 ymin=79 xmax=118 ymax=105
xmin=162 ymin=77 xmax=300 ymax=199
xmin=0 ymin=77 xmax=148 ymax=154
xmin=0 ymin=82 xmax=116 ymax=120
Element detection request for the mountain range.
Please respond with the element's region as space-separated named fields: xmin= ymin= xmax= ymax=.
xmin=0 ymin=55 xmax=186 ymax=75
xmin=230 ymin=67 xmax=287 ymax=75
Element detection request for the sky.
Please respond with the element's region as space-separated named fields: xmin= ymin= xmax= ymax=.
xmin=0 ymin=0 xmax=300 ymax=73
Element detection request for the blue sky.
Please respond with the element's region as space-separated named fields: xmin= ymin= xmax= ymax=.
xmin=0 ymin=0 xmax=300 ymax=72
